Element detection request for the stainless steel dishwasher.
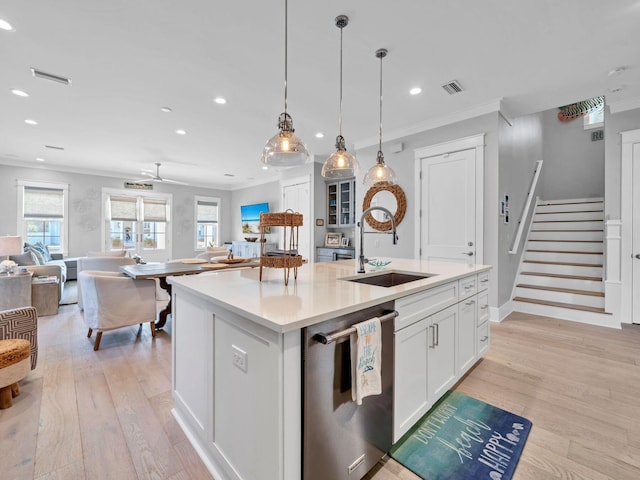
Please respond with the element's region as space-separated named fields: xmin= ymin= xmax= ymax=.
xmin=303 ymin=301 xmax=396 ymax=480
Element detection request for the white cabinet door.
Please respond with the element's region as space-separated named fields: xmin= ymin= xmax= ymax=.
xmin=428 ymin=304 xmax=457 ymax=403
xmin=457 ymin=296 xmax=477 ymax=374
xmin=393 ymin=318 xmax=429 ymax=442
xmin=477 ymin=322 xmax=490 ymax=357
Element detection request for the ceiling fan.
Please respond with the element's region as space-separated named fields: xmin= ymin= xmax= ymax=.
xmin=132 ymin=162 xmax=187 ymax=185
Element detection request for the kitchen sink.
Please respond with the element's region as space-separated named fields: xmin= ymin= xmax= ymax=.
xmin=345 ymin=271 xmax=436 ymax=287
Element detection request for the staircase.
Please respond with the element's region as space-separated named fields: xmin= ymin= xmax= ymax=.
xmin=513 ymin=197 xmax=616 ymax=327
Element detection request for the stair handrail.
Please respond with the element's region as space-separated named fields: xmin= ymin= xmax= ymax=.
xmin=509 ymin=160 xmax=543 ymax=254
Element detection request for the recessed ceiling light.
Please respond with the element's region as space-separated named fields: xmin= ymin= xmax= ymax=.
xmin=214 ymin=97 xmax=227 ymax=105
xmin=25 ymin=119 xmax=38 ymax=125
xmin=315 ymin=132 xmax=324 ymax=138
xmin=608 ymin=86 xmax=625 ymax=93
xmin=409 ymin=87 xmax=422 ymax=95
xmin=160 ymin=106 xmax=172 ymax=113
xmin=35 ymin=157 xmax=45 ymax=162
xmin=11 ymin=89 xmax=29 ymax=97
xmin=608 ymin=66 xmax=626 ymax=77
xmin=224 ymin=173 xmax=235 ymax=177
xmin=0 ymin=18 xmax=15 ymax=31
xmin=261 ymin=165 xmax=269 ymax=170
xmin=175 ymin=129 xmax=186 ymax=135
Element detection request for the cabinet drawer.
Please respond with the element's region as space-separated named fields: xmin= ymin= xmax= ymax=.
xmin=458 ymin=275 xmax=478 ymax=300
xmin=477 ymin=291 xmax=490 ymax=326
xmin=316 ymin=248 xmax=333 ymax=257
xmin=395 ymin=281 xmax=458 ymax=331
xmin=478 ymin=271 xmax=490 ymax=292
xmin=477 ymin=323 xmax=490 ymax=356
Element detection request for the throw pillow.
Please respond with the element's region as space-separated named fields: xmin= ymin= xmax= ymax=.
xmin=25 ymin=246 xmax=46 ymax=265
xmin=33 ymin=241 xmax=53 ymax=262
xmin=9 ymin=251 xmax=37 ymax=266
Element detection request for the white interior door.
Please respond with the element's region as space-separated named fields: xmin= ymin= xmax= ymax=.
xmin=282 ymin=179 xmax=310 ymax=261
xmin=420 ymin=148 xmax=477 ymax=264
xmin=632 ymin=142 xmax=640 ymax=323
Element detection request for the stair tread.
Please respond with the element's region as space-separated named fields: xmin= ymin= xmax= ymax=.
xmin=530 ymin=229 xmax=604 ymax=232
xmin=528 ymin=239 xmax=603 ymax=243
xmin=526 ymin=250 xmax=602 ymax=255
xmin=513 ymin=297 xmax=607 ymax=314
xmin=516 ymin=284 xmax=604 ymax=297
xmin=536 ymin=210 xmax=604 ymax=214
xmin=520 ymin=272 xmax=603 ymax=282
xmin=539 ymin=199 xmax=603 ymax=205
xmin=533 ymin=220 xmax=604 ymax=223
xmin=523 ymin=260 xmax=603 ymax=267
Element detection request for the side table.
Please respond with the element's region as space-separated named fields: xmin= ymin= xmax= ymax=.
xmin=0 ymin=273 xmax=33 ymax=311
xmin=31 ymin=277 xmax=59 ymax=316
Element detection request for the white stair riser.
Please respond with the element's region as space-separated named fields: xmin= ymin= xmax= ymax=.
xmin=513 ymin=301 xmax=615 ymax=328
xmin=519 ymin=274 xmax=603 ymax=292
xmin=527 ymin=241 xmax=603 ymax=252
xmin=529 ymin=230 xmax=603 ymax=241
xmin=515 ymin=287 xmax=604 ymax=308
xmin=534 ymin=211 xmax=604 ymax=222
xmin=524 ymin=251 xmax=602 ymax=264
xmin=521 ymin=262 xmax=603 ymax=277
xmin=532 ymin=220 xmax=604 ymax=231
xmin=536 ymin=202 xmax=603 ymax=214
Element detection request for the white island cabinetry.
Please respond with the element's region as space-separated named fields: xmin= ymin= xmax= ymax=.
xmin=169 ymin=259 xmax=491 ymax=480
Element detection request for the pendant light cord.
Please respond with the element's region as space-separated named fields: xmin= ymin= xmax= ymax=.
xmin=338 ymin=24 xmax=343 ymax=136
xmin=378 ymin=51 xmax=383 ymax=156
xmin=284 ymin=0 xmax=288 ymax=115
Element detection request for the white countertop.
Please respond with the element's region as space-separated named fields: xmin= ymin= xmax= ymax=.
xmin=169 ymin=258 xmax=491 ymax=333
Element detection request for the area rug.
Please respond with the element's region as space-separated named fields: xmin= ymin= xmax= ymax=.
xmin=390 ymin=390 xmax=532 ymax=480
xmin=59 ymin=280 xmax=78 ymax=305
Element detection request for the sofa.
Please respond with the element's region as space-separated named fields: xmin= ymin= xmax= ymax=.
xmin=9 ymin=249 xmax=68 ymax=301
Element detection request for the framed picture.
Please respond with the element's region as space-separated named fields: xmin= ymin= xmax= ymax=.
xmin=325 ymin=232 xmax=342 ymax=247
xmin=315 ymin=218 xmax=324 ymax=226
xmin=340 ymin=237 xmax=349 ymax=247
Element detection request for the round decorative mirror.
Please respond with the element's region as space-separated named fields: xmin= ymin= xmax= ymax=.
xmin=362 ymin=183 xmax=407 ymax=231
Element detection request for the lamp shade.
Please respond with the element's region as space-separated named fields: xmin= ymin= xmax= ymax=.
xmin=363 ymin=152 xmax=398 ymax=187
xmin=0 ymin=236 xmax=22 ymax=257
xmin=261 ymin=113 xmax=310 ymax=168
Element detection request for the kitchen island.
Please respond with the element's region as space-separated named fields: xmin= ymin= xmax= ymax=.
xmin=169 ymin=258 xmax=491 ymax=480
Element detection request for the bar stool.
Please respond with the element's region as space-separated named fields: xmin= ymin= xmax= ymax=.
xmin=0 ymin=339 xmax=31 ymax=409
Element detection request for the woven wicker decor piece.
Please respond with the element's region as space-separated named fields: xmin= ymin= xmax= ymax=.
xmin=0 ymin=339 xmax=30 ymax=369
xmin=259 ymin=211 xmax=303 ymax=285
xmin=362 ymin=182 xmax=407 ymax=231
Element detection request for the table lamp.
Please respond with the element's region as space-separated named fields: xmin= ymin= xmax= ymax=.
xmin=0 ymin=235 xmax=22 ymax=274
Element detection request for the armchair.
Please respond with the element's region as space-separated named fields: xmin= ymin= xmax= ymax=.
xmin=77 ymin=256 xmax=135 ymax=309
xmin=78 ymin=271 xmax=164 ymax=351
xmin=0 ymin=306 xmax=38 ymax=370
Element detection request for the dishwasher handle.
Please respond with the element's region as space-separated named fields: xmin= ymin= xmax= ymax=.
xmin=313 ymin=310 xmax=398 ymax=345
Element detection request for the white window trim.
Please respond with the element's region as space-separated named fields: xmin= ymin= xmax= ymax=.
xmin=17 ymin=179 xmax=69 ymax=255
xmin=194 ymin=195 xmax=221 ymax=250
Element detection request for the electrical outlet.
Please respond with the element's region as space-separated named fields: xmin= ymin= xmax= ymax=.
xmin=232 ymin=345 xmax=247 ymax=372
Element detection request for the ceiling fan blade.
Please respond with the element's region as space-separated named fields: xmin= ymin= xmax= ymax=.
xmin=160 ymin=178 xmax=188 ymax=185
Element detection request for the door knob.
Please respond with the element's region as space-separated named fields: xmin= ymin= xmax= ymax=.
xmin=462 ymin=251 xmax=474 ymax=256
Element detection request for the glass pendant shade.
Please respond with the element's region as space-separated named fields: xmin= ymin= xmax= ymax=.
xmin=363 ymin=151 xmax=397 ymax=186
xmin=322 ymin=135 xmax=359 ymax=178
xmin=261 ymin=112 xmax=309 ymax=167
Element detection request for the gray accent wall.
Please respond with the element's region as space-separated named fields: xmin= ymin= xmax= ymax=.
xmin=539 ymin=108 xmax=604 ymax=201
xmin=0 ymin=164 xmax=231 ymax=259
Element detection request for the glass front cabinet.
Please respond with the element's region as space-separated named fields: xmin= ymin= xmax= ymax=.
xmin=327 ymin=179 xmax=356 ymax=227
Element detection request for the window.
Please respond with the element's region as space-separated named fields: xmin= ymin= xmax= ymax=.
xmin=17 ymin=181 xmax=69 ymax=254
xmin=103 ymin=189 xmax=172 ymax=261
xmin=195 ymin=196 xmax=220 ymax=249
xmin=584 ymin=104 xmax=604 ymax=130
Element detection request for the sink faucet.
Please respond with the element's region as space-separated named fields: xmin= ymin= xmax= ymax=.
xmin=358 ymin=206 xmax=398 ymax=273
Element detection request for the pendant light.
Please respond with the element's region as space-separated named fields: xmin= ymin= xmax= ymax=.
xmin=261 ymin=0 xmax=309 ymax=168
xmin=363 ymin=48 xmax=397 ymax=186
xmin=321 ymin=15 xmax=359 ymax=179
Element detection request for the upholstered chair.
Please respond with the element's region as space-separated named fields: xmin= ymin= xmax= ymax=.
xmin=77 ymin=256 xmax=136 ymax=309
xmin=78 ymin=271 xmax=164 ymax=351
xmin=0 ymin=306 xmax=38 ymax=370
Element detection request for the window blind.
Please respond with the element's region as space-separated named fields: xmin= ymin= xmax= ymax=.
xmin=143 ymin=198 xmax=167 ymax=222
xmin=197 ymin=201 xmax=218 ymax=222
xmin=24 ymin=186 xmax=64 ymax=218
xmin=109 ymin=196 xmax=137 ymax=221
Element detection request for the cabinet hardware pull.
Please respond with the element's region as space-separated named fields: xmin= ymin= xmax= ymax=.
xmin=480 ymin=278 xmax=489 ymax=283
xmin=480 ymin=305 xmax=489 ymax=310
xmin=429 ymin=325 xmax=435 ymax=348
xmin=464 ymin=284 xmax=474 ymax=290
xmin=462 ymin=251 xmax=474 ymax=256
xmin=480 ymin=336 xmax=488 ymax=342
xmin=313 ymin=310 xmax=398 ymax=344
xmin=435 ymin=322 xmax=440 ymax=346
xmin=465 ymin=300 xmax=475 ymax=306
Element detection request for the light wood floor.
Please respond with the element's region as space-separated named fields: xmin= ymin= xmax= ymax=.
xmin=1 ymin=307 xmax=639 ymax=479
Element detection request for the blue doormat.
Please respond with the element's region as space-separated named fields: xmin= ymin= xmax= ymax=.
xmin=390 ymin=391 xmax=532 ymax=480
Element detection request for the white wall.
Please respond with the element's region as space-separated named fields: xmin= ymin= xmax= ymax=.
xmin=0 ymin=164 xmax=231 ymax=258
xmin=539 ymin=108 xmax=604 ymax=200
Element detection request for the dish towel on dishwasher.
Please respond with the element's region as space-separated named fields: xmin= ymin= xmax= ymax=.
xmin=351 ymin=317 xmax=382 ymax=405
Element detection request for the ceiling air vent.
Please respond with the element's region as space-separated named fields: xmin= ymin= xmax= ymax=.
xmin=44 ymin=145 xmax=65 ymax=150
xmin=31 ymin=68 xmax=72 ymax=86
xmin=441 ymin=80 xmax=464 ymax=95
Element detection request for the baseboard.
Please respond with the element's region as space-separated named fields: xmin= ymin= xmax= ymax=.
xmin=492 ymin=301 xmax=513 ymax=323
xmin=513 ymin=300 xmax=620 ymax=329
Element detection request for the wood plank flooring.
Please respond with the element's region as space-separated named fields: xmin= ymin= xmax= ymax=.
xmin=1 ymin=306 xmax=639 ymax=479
